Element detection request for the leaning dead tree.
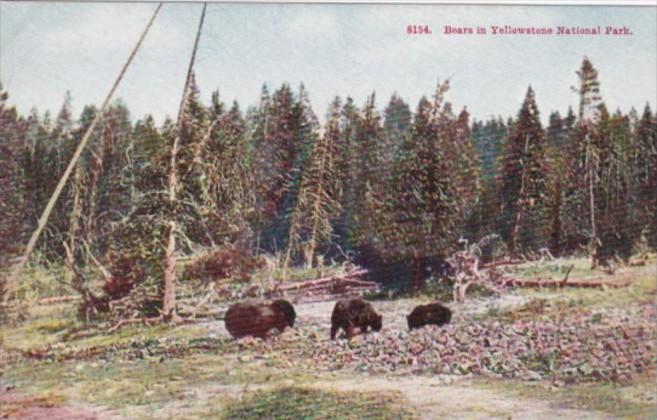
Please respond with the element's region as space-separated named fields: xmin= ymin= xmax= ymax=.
xmin=162 ymin=2 xmax=208 ymax=322
xmin=2 ymin=3 xmax=163 ymax=305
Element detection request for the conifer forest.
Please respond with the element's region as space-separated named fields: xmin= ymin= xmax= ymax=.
xmin=1 ymin=4 xmax=656 ymax=418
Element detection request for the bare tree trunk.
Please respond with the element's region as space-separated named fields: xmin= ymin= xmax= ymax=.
xmin=305 ymin=137 xmax=330 ymax=269
xmin=162 ymin=221 xmax=178 ymax=320
xmin=585 ymin=133 xmax=598 ymax=269
xmin=68 ymin=165 xmax=82 ymax=262
xmin=510 ymin=134 xmax=530 ymax=255
xmin=161 ymin=3 xmax=207 ymax=321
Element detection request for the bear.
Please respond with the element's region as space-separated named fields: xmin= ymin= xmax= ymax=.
xmin=406 ymin=302 xmax=452 ymax=330
xmin=330 ymin=298 xmax=382 ymax=340
xmin=224 ymin=299 xmax=296 ymax=339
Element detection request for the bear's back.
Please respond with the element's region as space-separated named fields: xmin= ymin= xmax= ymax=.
xmin=225 ymin=301 xmax=276 ymax=338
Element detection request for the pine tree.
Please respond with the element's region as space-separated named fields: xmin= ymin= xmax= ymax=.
xmin=498 ymin=86 xmax=548 ymax=254
xmin=575 ymin=57 xmax=603 ymax=266
xmin=0 ymin=86 xmax=27 ymax=271
xmin=382 ymin=93 xmax=411 ymax=169
xmin=470 ymin=117 xmax=508 ymax=242
xmin=545 ymin=110 xmax=572 ymax=255
xmin=385 ymin=81 xmax=459 ymax=290
xmin=586 ymin=108 xmax=635 ymax=263
xmin=348 ymin=93 xmax=384 ymax=251
xmin=333 ymin=96 xmax=360 ymax=251
xmin=633 ymin=105 xmax=657 ymax=248
xmin=449 ymin=106 xmax=480 ymax=236
xmin=198 ymin=97 xmax=255 ymax=247
xmin=251 ymin=83 xmax=317 ymax=250
xmin=285 ymin=98 xmax=342 ymax=270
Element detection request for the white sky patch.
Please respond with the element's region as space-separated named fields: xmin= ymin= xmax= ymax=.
xmin=1 ymin=3 xmax=655 ymax=125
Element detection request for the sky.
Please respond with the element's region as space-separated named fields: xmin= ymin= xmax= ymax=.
xmin=1 ymin=2 xmax=656 ymax=126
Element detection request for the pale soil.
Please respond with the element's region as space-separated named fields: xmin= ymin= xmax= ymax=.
xmin=310 ymin=376 xmax=613 ymax=420
xmin=0 ymin=390 xmax=119 ymax=420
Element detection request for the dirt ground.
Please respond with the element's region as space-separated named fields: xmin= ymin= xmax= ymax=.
xmin=2 ymin=374 xmax=614 ymax=419
xmin=310 ymin=376 xmax=613 ymax=420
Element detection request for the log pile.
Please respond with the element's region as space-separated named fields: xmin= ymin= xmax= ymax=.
xmin=274 ymin=269 xmax=379 ymax=301
xmin=498 ymin=276 xmax=632 ymax=289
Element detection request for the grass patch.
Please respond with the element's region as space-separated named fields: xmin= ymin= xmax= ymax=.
xmin=1 ymin=349 xmax=311 ymax=411
xmin=221 ymin=386 xmax=414 ymax=419
xmin=517 ymin=262 xmax=656 ymax=310
xmin=9 ymin=263 xmax=77 ymax=300
xmin=506 ymin=257 xmax=596 ymax=280
xmin=474 ymin=375 xmax=656 ymax=418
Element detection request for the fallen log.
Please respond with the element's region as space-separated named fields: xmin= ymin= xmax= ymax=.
xmin=107 ymin=316 xmax=163 ymax=333
xmin=37 ymin=295 xmax=80 ymax=305
xmin=480 ymin=259 xmax=526 ymax=269
xmin=276 ymin=269 xmax=370 ymax=291
xmin=500 ymin=277 xmax=632 ymax=289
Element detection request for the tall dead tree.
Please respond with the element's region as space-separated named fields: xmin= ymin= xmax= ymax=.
xmin=574 ymin=57 xmax=602 ymax=268
xmin=162 ymin=3 xmax=207 ymax=321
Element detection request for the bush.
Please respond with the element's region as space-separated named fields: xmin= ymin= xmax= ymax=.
xmin=182 ymin=245 xmax=263 ymax=283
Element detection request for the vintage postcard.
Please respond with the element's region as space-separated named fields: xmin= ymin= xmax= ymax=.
xmin=1 ymin=0 xmax=656 ymax=418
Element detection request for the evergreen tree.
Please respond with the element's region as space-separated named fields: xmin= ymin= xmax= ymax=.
xmin=470 ymin=117 xmax=507 ymax=241
xmin=285 ymin=98 xmax=342 ymax=269
xmin=633 ymin=105 xmax=657 ymax=248
xmin=251 ymin=83 xmax=318 ymax=250
xmin=449 ymin=106 xmax=480 ymax=237
xmin=544 ymin=109 xmax=574 ymax=255
xmin=594 ymin=109 xmax=635 ymax=262
xmin=0 ymin=86 xmax=27 ymax=270
xmin=199 ymin=98 xmax=255 ymax=247
xmin=498 ymin=86 xmax=548 ymax=254
xmin=349 ymin=93 xmax=384 ymax=248
xmin=385 ymin=81 xmax=459 ymax=290
xmin=333 ymin=96 xmax=360 ymax=251
xmin=382 ymin=93 xmax=411 ymax=169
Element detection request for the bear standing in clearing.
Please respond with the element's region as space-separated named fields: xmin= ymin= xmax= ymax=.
xmin=225 ymin=299 xmax=296 ymax=339
xmin=330 ymin=298 xmax=382 ymax=340
xmin=407 ymin=302 xmax=452 ymax=330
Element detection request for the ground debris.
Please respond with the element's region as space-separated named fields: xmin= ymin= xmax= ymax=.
xmin=13 ymin=304 xmax=656 ymax=386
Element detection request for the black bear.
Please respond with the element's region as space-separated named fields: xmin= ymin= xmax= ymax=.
xmin=330 ymin=298 xmax=382 ymax=340
xmin=224 ymin=299 xmax=296 ymax=339
xmin=407 ymin=302 xmax=452 ymax=330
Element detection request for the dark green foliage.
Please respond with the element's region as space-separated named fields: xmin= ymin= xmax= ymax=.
xmin=382 ymin=93 xmax=411 ymax=168
xmin=544 ymin=108 xmax=577 ymax=255
xmin=347 ymin=93 xmax=386 ymax=253
xmin=285 ymin=97 xmax=342 ymax=268
xmin=633 ymin=105 xmax=657 ymax=248
xmin=498 ymin=86 xmax=548 ymax=254
xmin=0 ymin=86 xmax=27 ymax=270
xmin=250 ymin=83 xmax=319 ymax=251
xmin=382 ymin=82 xmax=461 ymax=289
xmin=470 ymin=117 xmax=508 ymax=245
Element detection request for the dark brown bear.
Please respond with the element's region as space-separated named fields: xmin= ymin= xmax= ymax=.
xmin=407 ymin=302 xmax=452 ymax=330
xmin=224 ymin=299 xmax=296 ymax=339
xmin=330 ymin=298 xmax=382 ymax=340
